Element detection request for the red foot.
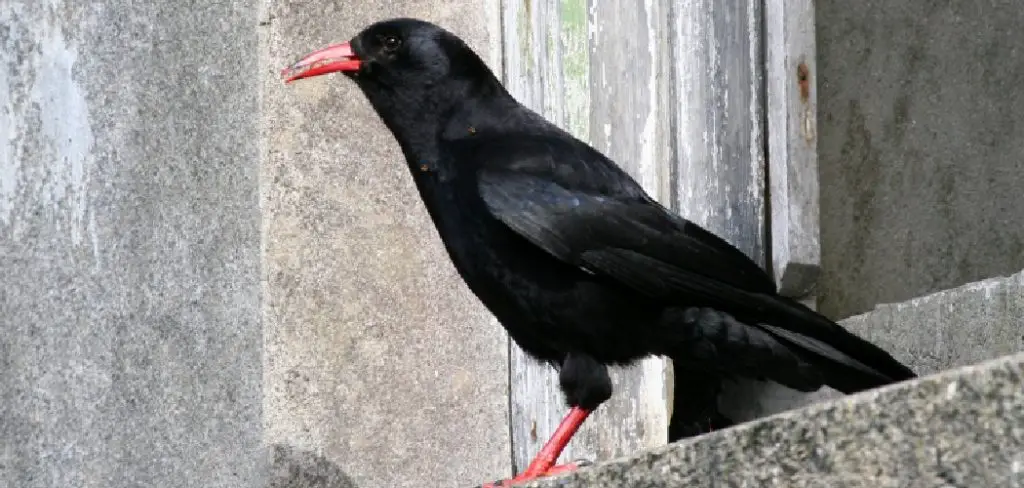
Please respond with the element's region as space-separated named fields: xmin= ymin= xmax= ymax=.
xmin=475 ymin=407 xmax=594 ymax=487
xmin=476 ymin=461 xmax=587 ymax=487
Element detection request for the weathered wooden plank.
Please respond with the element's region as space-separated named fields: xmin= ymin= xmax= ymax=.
xmin=589 ymin=0 xmax=672 ymax=199
xmin=668 ymin=0 xmax=767 ymax=265
xmin=666 ymin=0 xmax=779 ymax=427
xmin=501 ymin=0 xmax=670 ymax=471
xmin=584 ymin=0 xmax=671 ymax=457
xmin=715 ymin=0 xmax=824 ymax=428
xmin=502 ymin=0 xmax=579 ymax=473
xmin=766 ymin=0 xmax=821 ymax=299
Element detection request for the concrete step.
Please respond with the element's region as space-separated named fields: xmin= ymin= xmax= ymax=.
xmin=525 ymin=269 xmax=1024 ymax=487
xmin=527 ymin=351 xmax=1024 ymax=487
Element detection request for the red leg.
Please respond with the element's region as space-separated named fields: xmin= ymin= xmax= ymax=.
xmin=477 ymin=461 xmax=588 ymax=488
xmin=521 ymin=407 xmax=590 ymax=476
xmin=477 ymin=407 xmax=592 ymax=487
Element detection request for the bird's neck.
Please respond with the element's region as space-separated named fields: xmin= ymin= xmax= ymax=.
xmin=367 ymin=78 xmax=512 ymax=169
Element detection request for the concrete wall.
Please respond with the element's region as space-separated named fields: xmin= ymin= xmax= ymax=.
xmin=262 ymin=2 xmax=509 ymax=487
xmin=1 ymin=1 xmax=508 ymax=487
xmin=816 ymin=0 xmax=1024 ymax=320
xmin=1 ymin=1 xmax=263 ymax=486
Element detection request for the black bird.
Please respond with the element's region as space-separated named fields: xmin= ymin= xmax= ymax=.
xmin=282 ymin=17 xmax=916 ymax=486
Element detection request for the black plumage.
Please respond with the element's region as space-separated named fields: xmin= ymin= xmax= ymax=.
xmin=285 ymin=16 xmax=916 ymax=459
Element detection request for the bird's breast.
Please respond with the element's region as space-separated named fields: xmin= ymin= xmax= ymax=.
xmin=409 ymin=166 xmax=637 ymax=361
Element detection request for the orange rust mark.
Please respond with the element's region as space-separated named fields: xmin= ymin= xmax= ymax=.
xmin=797 ymin=62 xmax=811 ymax=102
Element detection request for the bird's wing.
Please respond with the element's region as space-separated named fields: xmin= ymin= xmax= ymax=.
xmin=477 ymin=168 xmax=778 ymax=302
xmin=472 ymin=140 xmax=913 ymax=388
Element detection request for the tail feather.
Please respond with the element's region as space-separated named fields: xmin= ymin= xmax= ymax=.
xmin=665 ymin=300 xmax=917 ymax=443
xmin=757 ymin=297 xmax=916 ymax=394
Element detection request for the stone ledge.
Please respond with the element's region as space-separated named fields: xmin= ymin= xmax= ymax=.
xmin=527 ymin=351 xmax=1024 ymax=487
xmin=843 ymin=268 xmax=1024 ymax=376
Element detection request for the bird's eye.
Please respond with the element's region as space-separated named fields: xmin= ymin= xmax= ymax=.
xmin=382 ymin=35 xmax=402 ymax=52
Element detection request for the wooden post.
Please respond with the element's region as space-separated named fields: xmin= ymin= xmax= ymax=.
xmin=499 ymin=0 xmax=816 ymax=465
xmin=682 ymin=0 xmax=826 ymax=421
xmin=716 ymin=0 xmax=827 ymax=421
xmin=765 ymin=0 xmax=821 ymax=300
xmin=667 ymin=1 xmax=793 ymax=423
xmin=501 ymin=0 xmax=671 ymax=470
xmin=668 ymin=0 xmax=767 ymax=265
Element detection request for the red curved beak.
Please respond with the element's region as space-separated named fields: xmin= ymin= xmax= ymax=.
xmin=281 ymin=42 xmax=361 ymax=83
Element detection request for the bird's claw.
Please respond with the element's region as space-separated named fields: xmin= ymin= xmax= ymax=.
xmin=475 ymin=459 xmax=591 ymax=487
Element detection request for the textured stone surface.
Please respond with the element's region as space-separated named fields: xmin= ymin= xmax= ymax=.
xmin=261 ymin=3 xmax=509 ymax=488
xmin=526 ymin=352 xmax=1024 ymax=488
xmin=2 ymin=2 xmax=509 ymax=488
xmin=0 ymin=1 xmax=263 ymax=487
xmin=267 ymin=445 xmax=359 ymax=488
xmin=841 ymin=269 xmax=1024 ymax=376
xmin=816 ymin=0 xmax=1024 ymax=320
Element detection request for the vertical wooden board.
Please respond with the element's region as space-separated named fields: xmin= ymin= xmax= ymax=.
xmin=668 ymin=0 xmax=767 ymax=266
xmin=667 ymin=0 xmax=795 ymax=426
xmin=718 ymin=0 xmax=825 ymax=429
xmin=589 ymin=0 xmax=671 ymax=198
xmin=502 ymin=0 xmax=669 ymax=471
xmin=559 ymin=0 xmax=589 ymax=140
xmin=502 ymin=0 xmax=564 ymax=123
xmin=502 ymin=0 xmax=574 ymax=473
xmin=582 ymin=0 xmax=671 ymax=461
xmin=766 ymin=0 xmax=821 ymax=299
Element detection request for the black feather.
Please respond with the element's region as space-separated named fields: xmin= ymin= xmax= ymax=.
xmin=318 ymin=17 xmax=916 ymax=443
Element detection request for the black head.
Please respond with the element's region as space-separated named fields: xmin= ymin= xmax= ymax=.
xmin=282 ymin=18 xmax=509 ymax=158
xmin=282 ymin=18 xmax=499 ymax=95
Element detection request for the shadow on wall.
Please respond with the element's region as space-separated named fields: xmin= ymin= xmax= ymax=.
xmin=268 ymin=444 xmax=359 ymax=488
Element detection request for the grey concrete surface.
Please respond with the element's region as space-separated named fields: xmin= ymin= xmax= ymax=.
xmin=527 ymin=351 xmax=1024 ymax=488
xmin=1 ymin=1 xmax=263 ymax=487
xmin=2 ymin=2 xmax=510 ymax=488
xmin=267 ymin=445 xmax=358 ymax=488
xmin=841 ymin=269 xmax=1024 ymax=377
xmin=816 ymin=0 xmax=1024 ymax=320
xmin=720 ymin=268 xmax=1024 ymax=422
xmin=261 ymin=3 xmax=509 ymax=488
